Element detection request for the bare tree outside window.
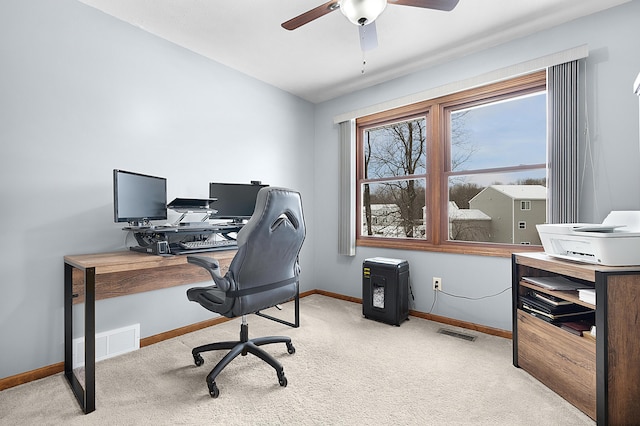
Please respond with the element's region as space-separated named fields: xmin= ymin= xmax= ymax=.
xmin=362 ymin=119 xmax=426 ymax=238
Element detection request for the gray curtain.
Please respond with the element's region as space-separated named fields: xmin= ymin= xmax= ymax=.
xmin=547 ymin=60 xmax=581 ymax=223
xmin=338 ymin=119 xmax=356 ymax=256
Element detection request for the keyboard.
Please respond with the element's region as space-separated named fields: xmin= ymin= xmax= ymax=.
xmin=178 ymin=240 xmax=237 ymax=250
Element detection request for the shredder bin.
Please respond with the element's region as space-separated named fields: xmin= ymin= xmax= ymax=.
xmin=362 ymin=257 xmax=409 ymax=326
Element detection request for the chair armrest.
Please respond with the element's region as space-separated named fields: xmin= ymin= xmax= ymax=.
xmin=187 ymin=255 xmax=219 ymax=271
xmin=187 ymin=255 xmax=229 ymax=291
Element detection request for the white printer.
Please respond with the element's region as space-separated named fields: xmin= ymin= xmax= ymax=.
xmin=537 ymin=211 xmax=640 ymax=266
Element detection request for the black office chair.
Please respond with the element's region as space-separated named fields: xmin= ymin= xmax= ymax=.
xmin=186 ymin=187 xmax=305 ymax=398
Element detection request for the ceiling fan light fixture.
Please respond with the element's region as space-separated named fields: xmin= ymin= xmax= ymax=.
xmin=339 ymin=0 xmax=387 ymax=26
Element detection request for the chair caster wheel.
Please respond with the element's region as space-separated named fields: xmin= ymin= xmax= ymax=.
xmin=208 ymin=381 xmax=220 ymax=398
xmin=193 ymin=354 xmax=204 ymax=367
xmin=286 ymin=342 xmax=295 ymax=354
xmin=278 ymin=372 xmax=288 ymax=387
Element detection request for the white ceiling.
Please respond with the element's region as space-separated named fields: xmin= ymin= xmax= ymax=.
xmin=76 ymin=0 xmax=629 ymax=103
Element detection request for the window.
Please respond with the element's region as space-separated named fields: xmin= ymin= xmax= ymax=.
xmin=518 ymin=221 xmax=526 ymax=229
xmin=360 ymin=116 xmax=427 ymax=239
xmin=356 ymin=71 xmax=547 ymax=255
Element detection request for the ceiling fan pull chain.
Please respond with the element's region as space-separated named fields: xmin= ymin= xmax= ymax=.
xmin=361 ymin=51 xmax=367 ymax=74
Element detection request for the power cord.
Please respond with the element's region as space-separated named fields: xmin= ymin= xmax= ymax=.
xmin=426 ymin=286 xmax=511 ymax=314
xmin=408 ymin=280 xmax=416 ymax=309
xmin=438 ymin=287 xmax=511 ymax=300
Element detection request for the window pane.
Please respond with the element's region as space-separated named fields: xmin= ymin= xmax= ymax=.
xmin=361 ymin=179 xmax=426 ymax=239
xmin=450 ymin=92 xmax=546 ymax=172
xmin=364 ymin=118 xmax=427 ymax=179
xmin=448 ymin=171 xmax=546 ymax=245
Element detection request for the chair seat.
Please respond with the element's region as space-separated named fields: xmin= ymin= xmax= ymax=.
xmin=187 ymin=286 xmax=227 ymax=313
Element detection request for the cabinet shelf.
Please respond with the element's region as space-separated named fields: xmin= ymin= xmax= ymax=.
xmin=519 ymin=280 xmax=595 ymax=309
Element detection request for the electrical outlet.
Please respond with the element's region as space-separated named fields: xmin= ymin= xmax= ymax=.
xmin=433 ymin=277 xmax=442 ymax=291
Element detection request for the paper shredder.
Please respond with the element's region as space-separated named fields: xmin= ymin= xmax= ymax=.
xmin=362 ymin=257 xmax=409 ymax=326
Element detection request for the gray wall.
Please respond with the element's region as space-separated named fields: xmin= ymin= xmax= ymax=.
xmin=0 ymin=0 xmax=315 ymax=379
xmin=2 ymin=0 xmax=639 ymax=381
xmin=312 ymin=1 xmax=640 ymax=332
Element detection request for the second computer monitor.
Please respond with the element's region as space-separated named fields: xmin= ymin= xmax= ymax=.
xmin=209 ymin=182 xmax=267 ymax=222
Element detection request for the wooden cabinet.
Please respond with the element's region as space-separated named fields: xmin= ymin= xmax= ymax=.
xmin=512 ymin=252 xmax=640 ymax=425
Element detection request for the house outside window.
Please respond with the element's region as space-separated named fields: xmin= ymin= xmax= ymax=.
xmin=356 ymin=71 xmax=547 ymax=255
xmin=360 ymin=116 xmax=427 ymax=240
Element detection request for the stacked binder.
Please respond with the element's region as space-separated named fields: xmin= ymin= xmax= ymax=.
xmin=521 ymin=290 xmax=594 ymax=324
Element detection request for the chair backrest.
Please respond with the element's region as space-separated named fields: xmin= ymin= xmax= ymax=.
xmin=225 ymin=187 xmax=306 ymax=316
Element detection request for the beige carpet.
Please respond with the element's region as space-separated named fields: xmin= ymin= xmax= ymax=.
xmin=0 ymin=295 xmax=594 ymax=425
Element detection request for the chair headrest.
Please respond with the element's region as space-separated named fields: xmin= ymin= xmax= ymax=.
xmin=236 ymin=187 xmax=305 ymax=247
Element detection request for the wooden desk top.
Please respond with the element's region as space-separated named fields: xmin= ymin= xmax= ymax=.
xmin=64 ymin=249 xmax=236 ymax=275
xmin=65 ymin=249 xmax=237 ymax=302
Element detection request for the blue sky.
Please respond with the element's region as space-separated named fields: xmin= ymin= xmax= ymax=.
xmin=451 ymin=91 xmax=547 ymax=172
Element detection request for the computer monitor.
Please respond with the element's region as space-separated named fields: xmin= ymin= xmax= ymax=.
xmin=113 ymin=169 xmax=167 ymax=225
xmin=209 ymin=182 xmax=268 ymax=222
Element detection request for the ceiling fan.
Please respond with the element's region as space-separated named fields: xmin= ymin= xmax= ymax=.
xmin=282 ymin=0 xmax=459 ymax=51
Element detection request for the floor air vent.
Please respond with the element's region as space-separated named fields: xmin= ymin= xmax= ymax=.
xmin=437 ymin=328 xmax=476 ymax=341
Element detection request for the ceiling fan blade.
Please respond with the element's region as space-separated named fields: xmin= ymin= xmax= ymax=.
xmin=281 ymin=1 xmax=340 ymax=31
xmin=388 ymin=0 xmax=459 ymax=12
xmin=359 ymin=22 xmax=378 ymax=52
